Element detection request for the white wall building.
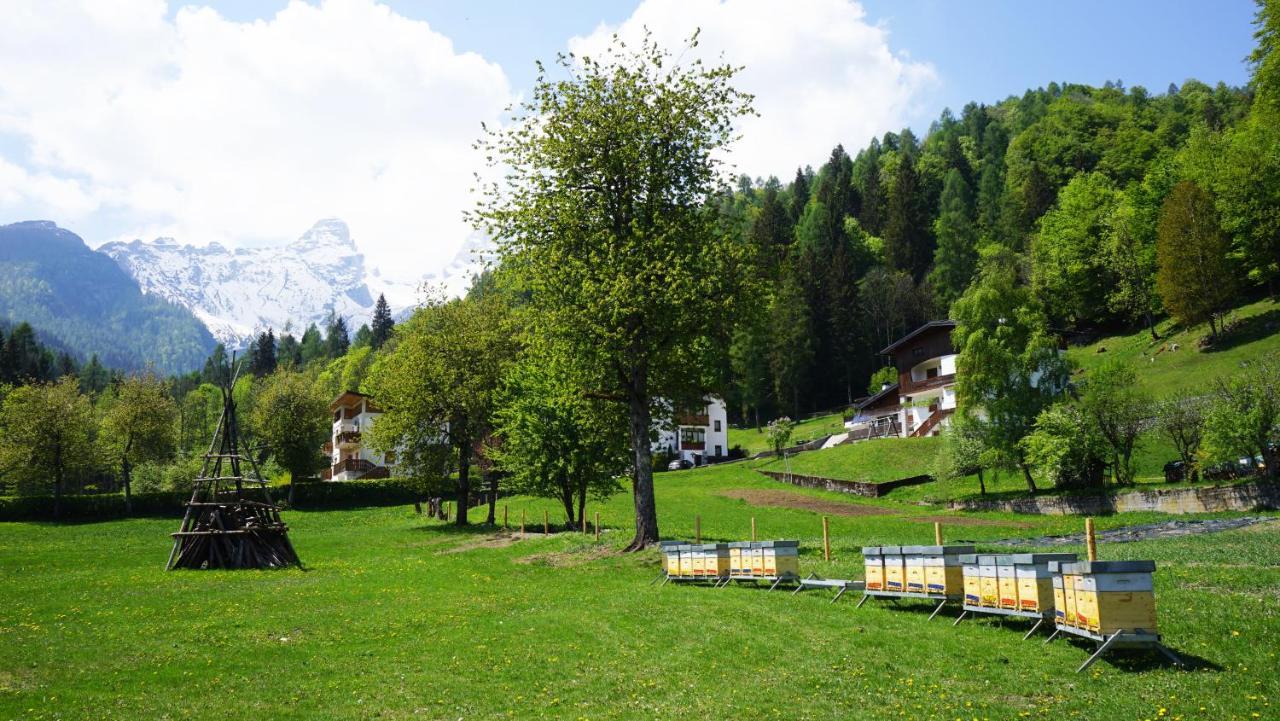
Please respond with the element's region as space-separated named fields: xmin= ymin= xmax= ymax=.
xmin=653 ymin=396 xmax=729 ymax=466
xmin=845 ymin=321 xmax=958 ymax=440
xmin=325 ymin=391 xmax=395 ymax=481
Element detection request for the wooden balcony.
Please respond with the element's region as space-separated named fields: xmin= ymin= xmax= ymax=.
xmin=680 ymin=440 xmax=705 ymax=451
xmin=901 ymin=373 xmax=955 ymax=396
xmin=331 ymin=457 xmax=377 ymax=478
xmin=336 ymin=430 xmax=362 ymax=446
xmin=676 ymin=413 xmax=709 ymax=427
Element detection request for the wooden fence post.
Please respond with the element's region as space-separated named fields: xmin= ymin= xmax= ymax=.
xmin=594 ymin=511 xmax=600 ymax=542
xmin=1085 ymin=518 xmax=1098 ymax=561
xmin=934 ymin=521 xmax=943 ymax=545
xmin=503 ymin=504 xmax=508 ymax=530
xmin=544 ymin=510 xmax=549 ymax=535
xmin=822 ymin=516 xmax=830 ymax=562
xmin=750 ymin=516 xmax=756 ymax=541
xmin=582 ymin=512 xmax=587 ymax=534
xmin=521 ymin=509 xmax=526 ymax=536
xmin=695 ymin=515 xmax=701 ymax=544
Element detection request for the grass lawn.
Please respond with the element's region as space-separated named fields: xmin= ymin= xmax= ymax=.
xmin=1068 ymin=297 xmax=1280 ymax=398
xmin=2 ymin=461 xmax=1277 ymax=720
xmin=755 ymin=436 xmax=942 ymax=483
xmin=728 ymin=412 xmax=847 ymax=454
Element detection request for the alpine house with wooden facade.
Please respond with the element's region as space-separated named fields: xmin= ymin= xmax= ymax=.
xmin=323 ymin=391 xmax=395 ymax=481
xmin=845 ymin=320 xmax=958 ymax=440
xmin=653 ymin=396 xmax=730 ymax=466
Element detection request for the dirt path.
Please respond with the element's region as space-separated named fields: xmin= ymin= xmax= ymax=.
xmin=988 ymin=516 xmax=1277 ymax=547
xmin=718 ymin=489 xmax=1029 ymax=527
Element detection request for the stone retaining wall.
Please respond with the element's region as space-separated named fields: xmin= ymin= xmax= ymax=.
xmin=759 ymin=470 xmax=933 ymax=498
xmin=947 ymin=479 xmax=1280 ymax=515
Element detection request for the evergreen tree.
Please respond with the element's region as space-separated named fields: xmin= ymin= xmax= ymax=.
xmin=324 ymin=314 xmax=350 ymax=358
xmin=1156 ymin=181 xmax=1237 ymax=340
xmin=789 ymin=167 xmax=810 ymax=223
xmin=277 ymin=333 xmax=302 ymax=368
xmin=859 ymin=155 xmax=886 ymax=236
xmin=250 ymin=329 xmax=277 ymax=376
xmin=768 ymin=268 xmax=814 ymax=416
xmin=929 ymin=169 xmax=980 ymax=309
xmin=78 ymin=353 xmax=110 ymax=395
xmin=299 ymin=324 xmax=325 ymax=365
xmin=884 ymin=151 xmax=933 ymax=280
xmin=370 ymin=293 xmax=395 ymax=349
xmin=202 ymin=344 xmax=228 ymax=386
xmin=353 ymin=323 xmax=373 ymax=348
xmin=748 ymin=178 xmax=791 ymax=271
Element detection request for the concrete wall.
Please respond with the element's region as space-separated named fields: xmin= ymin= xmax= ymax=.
xmin=759 ymin=470 xmax=933 ymax=498
xmin=947 ymin=479 xmax=1280 ymax=515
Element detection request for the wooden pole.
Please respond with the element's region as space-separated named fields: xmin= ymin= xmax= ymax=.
xmin=934 ymin=521 xmax=943 ymax=545
xmin=1085 ymin=518 xmax=1098 ymax=561
xmin=582 ymin=512 xmax=587 ymax=534
xmin=520 ymin=509 xmax=526 ymax=536
xmin=594 ymin=511 xmax=600 ymax=541
xmin=503 ymin=504 xmax=508 ymax=530
xmin=695 ymin=515 xmax=701 ymax=544
xmin=822 ymin=516 xmax=830 ymax=562
xmin=750 ymin=516 xmax=756 ymax=541
xmin=543 ymin=510 xmax=549 ymax=535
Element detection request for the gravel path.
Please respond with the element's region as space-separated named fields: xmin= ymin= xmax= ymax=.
xmin=987 ymin=515 xmax=1277 ymax=547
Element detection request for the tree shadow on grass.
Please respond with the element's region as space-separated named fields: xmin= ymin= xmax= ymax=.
xmin=1203 ymin=306 xmax=1280 ymax=354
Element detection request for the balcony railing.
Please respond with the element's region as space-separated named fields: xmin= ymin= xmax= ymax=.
xmin=331 ymin=457 xmax=376 ymax=477
xmin=676 ymin=414 xmax=709 ymax=427
xmin=681 ymin=440 xmax=705 ymax=450
xmin=336 ymin=430 xmax=362 ymax=446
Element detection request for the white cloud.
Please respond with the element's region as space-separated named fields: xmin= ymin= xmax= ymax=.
xmin=568 ymin=0 xmax=936 ymax=180
xmin=0 ymin=0 xmax=512 ymax=281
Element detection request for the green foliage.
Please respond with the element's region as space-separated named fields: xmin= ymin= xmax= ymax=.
xmin=1077 ymin=360 xmax=1149 ymax=485
xmin=765 ymin=416 xmax=795 ymax=457
xmin=1156 ymin=181 xmax=1237 ymax=339
xmin=0 ymin=377 xmax=97 ymax=512
xmin=249 ymin=369 xmax=329 ymax=486
xmin=1201 ymin=354 xmax=1279 ymax=479
xmin=99 ymin=372 xmax=178 ymax=508
xmin=928 ymin=169 xmax=979 ymax=309
xmin=325 ymin=314 xmax=350 ymax=359
xmin=768 ymin=270 xmax=814 ymax=416
xmin=370 ymin=293 xmax=395 ymax=350
xmin=1154 ymin=393 xmax=1206 ymax=471
xmin=933 ymin=414 xmax=989 ymax=494
xmin=866 ymin=366 xmax=897 ymax=396
xmin=1031 ymin=172 xmax=1120 ymax=326
xmin=1250 ymin=0 xmax=1280 ymax=110
xmin=470 ymin=31 xmax=756 ymax=546
xmin=1022 ymin=402 xmax=1106 ymax=489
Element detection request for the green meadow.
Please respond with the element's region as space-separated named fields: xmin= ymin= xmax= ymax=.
xmin=3 ymin=460 xmax=1277 ymax=720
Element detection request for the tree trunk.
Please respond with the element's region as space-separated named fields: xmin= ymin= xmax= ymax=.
xmin=560 ymin=476 xmax=575 ymax=529
xmin=1020 ymin=463 xmax=1038 ymax=493
xmin=576 ymin=476 xmax=587 ymax=533
xmin=626 ymin=384 xmax=659 ymax=551
xmin=121 ymin=455 xmax=133 ymax=514
xmin=287 ymin=471 xmax=296 ymax=506
xmin=977 ymin=469 xmax=986 ymax=495
xmin=455 ymin=443 xmax=470 ymax=526
xmin=53 ymin=444 xmax=63 ymax=520
xmin=1145 ymin=310 xmax=1158 ymax=341
xmin=485 ymin=472 xmax=498 ymax=525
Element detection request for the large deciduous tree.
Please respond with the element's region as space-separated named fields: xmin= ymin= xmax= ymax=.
xmin=0 ymin=378 xmax=96 ymax=517
xmin=1155 ymin=181 xmax=1237 ymax=340
xmin=249 ymin=368 xmax=330 ymax=504
xmin=101 ymin=372 xmax=177 ymax=512
xmin=1202 ymin=354 xmax=1279 ymax=481
xmin=366 ymin=295 xmax=518 ymax=526
xmin=470 ymin=32 xmax=755 ymax=549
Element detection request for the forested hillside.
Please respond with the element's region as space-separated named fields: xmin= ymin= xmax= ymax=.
xmin=717 ymin=73 xmax=1276 ymax=423
xmin=0 ymin=221 xmax=216 ymax=374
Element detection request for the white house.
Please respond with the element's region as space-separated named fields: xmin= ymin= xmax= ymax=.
xmin=653 ymin=396 xmax=730 ymax=465
xmin=324 ymin=391 xmax=395 ymax=481
xmin=845 ymin=321 xmax=958 ymax=440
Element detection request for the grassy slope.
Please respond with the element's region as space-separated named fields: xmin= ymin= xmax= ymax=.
xmin=1068 ymin=297 xmax=1280 ymax=399
xmin=755 ymin=436 xmax=942 ymax=483
xmin=2 ymin=461 xmax=1277 ymax=720
xmin=728 ymin=412 xmax=847 ymax=454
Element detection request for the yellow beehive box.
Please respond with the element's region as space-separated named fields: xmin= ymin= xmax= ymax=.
xmin=702 ymin=544 xmax=730 ymax=579
xmin=862 ymin=547 xmax=885 ymax=591
xmin=1067 ymin=561 xmax=1158 ymax=635
xmin=1051 ymin=572 xmax=1068 ymax=625
xmin=996 ymin=556 xmax=1019 ymax=610
xmin=749 ymin=543 xmax=766 ymax=576
xmin=1011 ymin=553 xmax=1076 ymax=615
xmin=691 ymin=546 xmax=707 ymax=577
xmin=678 ymin=544 xmax=695 ymax=578
xmin=923 ymin=545 xmax=974 ymax=597
xmin=728 ymin=542 xmax=746 ymax=575
xmin=1062 ymin=571 xmax=1080 ymax=627
xmin=882 ymin=546 xmax=906 ymax=592
xmin=904 ymin=546 xmax=927 ymax=594
xmin=763 ymin=540 xmax=800 ymax=577
xmin=960 ymin=554 xmax=981 ymax=606
xmin=660 ymin=541 xmax=682 ymax=577
xmin=977 ymin=554 xmax=1000 ymax=607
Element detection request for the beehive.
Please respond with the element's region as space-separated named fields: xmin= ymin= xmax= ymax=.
xmin=904 ymin=546 xmax=927 ymax=594
xmin=702 ymin=543 xmax=730 ymax=579
xmin=728 ymin=542 xmax=746 ymax=575
xmin=1050 ymin=562 xmax=1069 ymax=625
xmin=1055 ymin=563 xmax=1082 ymax=628
xmin=678 ymin=544 xmax=695 ymax=578
xmin=996 ymin=556 xmax=1020 ymax=610
xmin=659 ymin=541 xmax=682 ymax=577
xmin=691 ymin=545 xmax=707 ymax=577
xmin=923 ymin=545 xmax=975 ymax=597
xmin=749 ymin=542 xmax=766 ymax=576
xmin=960 ymin=554 xmax=981 ymax=606
xmin=1011 ymin=553 xmax=1076 ymax=614
xmin=862 ymin=546 xmax=885 ymax=591
xmin=1062 ymin=560 xmax=1158 ymax=635
xmin=763 ymin=540 xmax=800 ymax=578
xmin=882 ymin=546 xmax=906 ymax=592
xmin=977 ymin=554 xmax=1001 ymax=607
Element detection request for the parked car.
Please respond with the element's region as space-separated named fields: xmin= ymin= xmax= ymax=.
xmin=667 ymin=459 xmax=693 ymax=471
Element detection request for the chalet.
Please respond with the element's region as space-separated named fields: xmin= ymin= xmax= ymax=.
xmin=323 ymin=391 xmax=394 ymax=481
xmin=653 ymin=396 xmax=730 ymax=466
xmin=845 ymin=320 xmax=957 ymax=440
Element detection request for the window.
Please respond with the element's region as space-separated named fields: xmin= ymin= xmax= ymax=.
xmin=714 ymin=420 xmax=722 ymax=432
xmin=680 ymin=427 xmax=705 ymax=447
xmin=926 ymin=367 xmax=938 ymax=379
xmin=912 ymin=347 xmax=925 ymax=358
xmin=715 ymin=445 xmax=723 ymax=457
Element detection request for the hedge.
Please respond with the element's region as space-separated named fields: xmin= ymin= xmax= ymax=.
xmin=0 ymin=478 xmax=425 ymax=522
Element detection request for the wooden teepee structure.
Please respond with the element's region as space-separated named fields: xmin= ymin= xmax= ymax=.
xmin=166 ymin=359 xmax=300 ymax=570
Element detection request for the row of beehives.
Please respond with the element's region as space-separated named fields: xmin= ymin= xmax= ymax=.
xmin=863 ymin=546 xmax=1159 ymax=636
xmin=661 ymin=540 xmax=800 ymax=579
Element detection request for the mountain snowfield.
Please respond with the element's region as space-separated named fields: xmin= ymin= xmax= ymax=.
xmin=101 ymin=219 xmax=479 ymax=349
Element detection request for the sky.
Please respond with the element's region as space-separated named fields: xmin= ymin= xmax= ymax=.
xmin=0 ymin=0 xmax=1259 ymax=283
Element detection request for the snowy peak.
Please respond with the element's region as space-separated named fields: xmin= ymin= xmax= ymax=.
xmin=288 ymin=218 xmax=357 ymax=254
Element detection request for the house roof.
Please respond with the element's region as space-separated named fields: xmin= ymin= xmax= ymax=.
xmin=879 ymin=320 xmax=957 ymax=356
xmin=856 ymin=382 xmax=900 ymax=411
xmin=329 ymin=390 xmax=372 ymax=412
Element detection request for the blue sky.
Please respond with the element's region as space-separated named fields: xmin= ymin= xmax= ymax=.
xmin=1 ymin=0 xmax=1261 ymax=282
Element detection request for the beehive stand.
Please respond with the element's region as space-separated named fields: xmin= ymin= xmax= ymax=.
xmin=166 ymin=365 xmax=300 ymax=571
xmin=793 ymin=573 xmax=863 ymax=603
xmin=954 ymin=553 xmax=1077 ymax=640
xmin=856 ymin=545 xmax=972 ymax=621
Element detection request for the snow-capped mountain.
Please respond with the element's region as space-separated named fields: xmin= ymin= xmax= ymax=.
xmin=100 ymin=219 xmax=439 ymax=348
